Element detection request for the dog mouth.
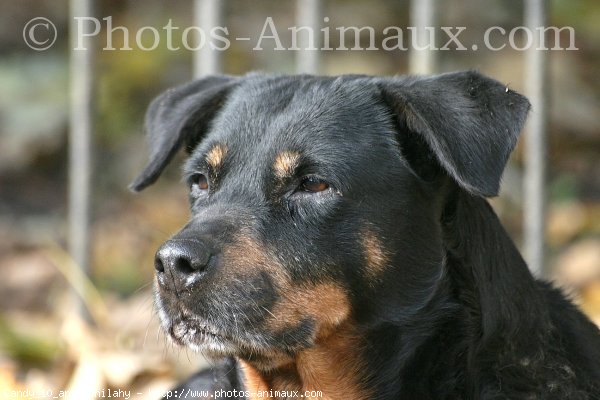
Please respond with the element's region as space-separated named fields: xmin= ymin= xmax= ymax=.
xmin=166 ymin=315 xmax=233 ymax=352
xmin=170 ymin=318 xmax=220 ymax=343
xmin=160 ymin=308 xmax=296 ymax=365
xmin=154 ymin=283 xmax=313 ymax=362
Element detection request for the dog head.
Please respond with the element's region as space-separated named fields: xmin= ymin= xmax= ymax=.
xmin=131 ymin=71 xmax=529 ymax=369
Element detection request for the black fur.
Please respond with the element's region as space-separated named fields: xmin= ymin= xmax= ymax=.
xmin=132 ymin=71 xmax=600 ymax=399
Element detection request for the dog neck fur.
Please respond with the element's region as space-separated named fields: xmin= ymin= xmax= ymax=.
xmin=440 ymin=189 xmax=560 ymax=396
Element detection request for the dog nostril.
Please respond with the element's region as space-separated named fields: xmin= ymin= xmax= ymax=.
xmin=154 ymin=256 xmax=165 ymax=273
xmin=174 ymin=256 xmax=196 ymax=275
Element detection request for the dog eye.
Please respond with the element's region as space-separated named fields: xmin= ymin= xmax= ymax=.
xmin=190 ymin=173 xmax=209 ymax=191
xmin=299 ymin=176 xmax=329 ymax=193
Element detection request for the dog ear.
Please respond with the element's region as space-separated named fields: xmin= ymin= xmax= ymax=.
xmin=129 ymin=75 xmax=238 ymax=192
xmin=378 ymin=71 xmax=530 ymax=197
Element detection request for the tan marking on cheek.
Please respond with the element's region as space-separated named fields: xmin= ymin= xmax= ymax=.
xmin=273 ymin=151 xmax=300 ymax=178
xmin=221 ymin=232 xmax=288 ymax=284
xmin=206 ymin=143 xmax=227 ymax=169
xmin=271 ymin=283 xmax=351 ymax=338
xmin=215 ymin=232 xmax=368 ymax=398
xmin=361 ymin=225 xmax=390 ymax=280
xmin=219 ymin=234 xmax=350 ymax=336
xmin=223 ymin=235 xmax=349 ymax=335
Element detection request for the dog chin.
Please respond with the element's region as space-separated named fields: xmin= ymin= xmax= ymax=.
xmin=155 ymin=296 xmax=294 ymax=363
xmin=155 ymin=304 xmax=230 ymax=354
xmin=166 ymin=317 xmax=236 ymax=355
xmin=161 ymin=314 xmax=294 ymax=368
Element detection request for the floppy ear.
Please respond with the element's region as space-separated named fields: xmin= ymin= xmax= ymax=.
xmin=378 ymin=70 xmax=530 ymax=197
xmin=129 ymin=75 xmax=238 ymax=192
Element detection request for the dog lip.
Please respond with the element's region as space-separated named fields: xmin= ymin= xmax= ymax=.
xmin=169 ymin=317 xmax=227 ymax=346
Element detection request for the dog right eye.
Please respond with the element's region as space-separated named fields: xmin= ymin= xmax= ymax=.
xmin=190 ymin=173 xmax=209 ymax=192
xmin=299 ymin=176 xmax=330 ymax=193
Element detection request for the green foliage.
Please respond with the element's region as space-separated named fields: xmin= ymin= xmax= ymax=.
xmin=552 ymin=0 xmax=600 ymax=38
xmin=0 ymin=317 xmax=61 ymax=368
xmin=550 ymin=174 xmax=580 ymax=203
xmin=96 ymin=19 xmax=192 ymax=146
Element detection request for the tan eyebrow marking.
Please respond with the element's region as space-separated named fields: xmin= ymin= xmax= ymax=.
xmin=273 ymin=151 xmax=301 ymax=178
xmin=206 ymin=143 xmax=228 ymax=169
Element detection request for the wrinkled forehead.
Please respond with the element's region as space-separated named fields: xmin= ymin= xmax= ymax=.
xmin=192 ymin=76 xmax=396 ymax=170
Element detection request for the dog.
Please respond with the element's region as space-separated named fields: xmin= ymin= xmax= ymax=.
xmin=130 ymin=71 xmax=600 ymax=399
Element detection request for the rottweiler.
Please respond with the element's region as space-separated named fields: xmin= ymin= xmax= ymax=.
xmin=130 ymin=71 xmax=600 ymax=399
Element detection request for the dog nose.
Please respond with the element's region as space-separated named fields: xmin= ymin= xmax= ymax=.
xmin=154 ymin=239 xmax=213 ymax=276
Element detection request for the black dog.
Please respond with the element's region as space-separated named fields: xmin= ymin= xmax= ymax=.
xmin=131 ymin=71 xmax=600 ymax=399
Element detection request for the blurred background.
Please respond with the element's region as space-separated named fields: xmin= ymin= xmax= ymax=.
xmin=0 ymin=0 xmax=598 ymax=398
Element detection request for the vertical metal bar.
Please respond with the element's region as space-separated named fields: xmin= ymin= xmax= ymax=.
xmin=409 ymin=0 xmax=436 ymax=74
xmin=194 ymin=0 xmax=224 ymax=77
xmin=296 ymin=0 xmax=322 ymax=74
xmin=524 ymin=0 xmax=548 ymax=277
xmin=69 ymin=0 xmax=94 ymax=317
